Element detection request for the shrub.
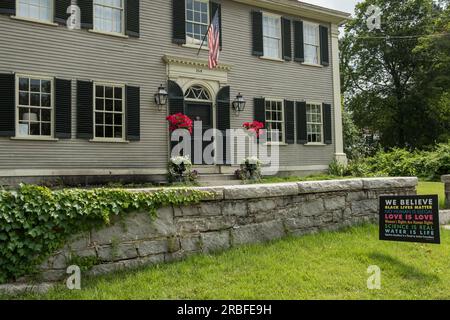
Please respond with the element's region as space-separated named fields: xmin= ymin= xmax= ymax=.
xmin=346 ymin=141 xmax=450 ymax=180
xmin=328 ymin=160 xmax=347 ymax=177
xmin=0 ymin=185 xmax=209 ymax=284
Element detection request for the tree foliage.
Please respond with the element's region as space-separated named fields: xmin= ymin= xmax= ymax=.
xmin=341 ymin=0 xmax=450 ymax=149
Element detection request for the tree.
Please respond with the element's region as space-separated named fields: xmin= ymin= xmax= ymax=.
xmin=341 ymin=0 xmax=450 ymax=149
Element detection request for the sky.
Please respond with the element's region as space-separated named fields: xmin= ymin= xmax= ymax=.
xmin=301 ymin=0 xmax=360 ymax=15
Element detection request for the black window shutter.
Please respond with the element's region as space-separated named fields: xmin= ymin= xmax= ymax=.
xmin=254 ymin=98 xmax=265 ymax=125
xmin=210 ymin=2 xmax=222 ymax=49
xmin=55 ymin=79 xmax=72 ymax=139
xmin=78 ymin=0 xmax=93 ymax=29
xmin=320 ymin=25 xmax=329 ymax=66
xmin=0 ymin=0 xmax=15 ymax=15
xmin=252 ymin=11 xmax=263 ymax=57
xmin=168 ymin=80 xmax=185 ymax=114
xmin=284 ymin=100 xmax=295 ymax=144
xmin=216 ymin=86 xmax=230 ymax=164
xmin=126 ymin=86 xmax=140 ymax=141
xmin=281 ymin=18 xmax=292 ymax=61
xmin=126 ymin=0 xmax=140 ymax=37
xmin=296 ymin=101 xmax=307 ymax=144
xmin=0 ymin=74 xmax=15 ymax=137
xmin=173 ymin=0 xmax=186 ymax=44
xmin=293 ymin=20 xmax=304 ymax=62
xmin=54 ymin=0 xmax=71 ymax=25
xmin=76 ymin=80 xmax=93 ymax=139
xmin=168 ymin=80 xmax=184 ymax=152
xmin=323 ymin=103 xmax=332 ymax=144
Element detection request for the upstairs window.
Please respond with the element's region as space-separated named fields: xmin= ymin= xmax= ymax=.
xmin=17 ymin=0 xmax=52 ymax=22
xmin=16 ymin=75 xmax=53 ymax=138
xmin=306 ymin=103 xmax=323 ymax=143
xmin=263 ymin=13 xmax=282 ymax=59
xmin=94 ymin=0 xmax=124 ymax=34
xmin=186 ymin=0 xmax=209 ymax=45
xmin=304 ymin=22 xmax=320 ymax=64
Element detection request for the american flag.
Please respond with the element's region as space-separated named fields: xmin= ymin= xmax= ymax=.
xmin=207 ymin=9 xmax=220 ymax=69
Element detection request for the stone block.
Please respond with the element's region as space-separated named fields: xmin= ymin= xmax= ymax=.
xmin=248 ymin=199 xmax=277 ymax=214
xmin=231 ymin=220 xmax=285 ymax=246
xmin=323 ymin=196 xmax=346 ymax=211
xmin=176 ymin=216 xmax=235 ymax=233
xmin=137 ymin=239 xmax=168 ymax=257
xmin=222 ymin=201 xmax=248 ymax=216
xmin=223 ymin=183 xmax=299 ymax=200
xmin=352 ymin=199 xmax=378 ymax=215
xmin=90 ymin=207 xmax=175 ymax=245
xmin=301 ymin=199 xmax=324 ymax=216
xmin=97 ymin=243 xmax=138 ymax=262
xmin=201 ymin=230 xmax=230 ymax=253
xmin=174 ymin=202 xmax=221 ymax=217
xmin=284 ymin=217 xmax=315 ymax=232
xmin=346 ymin=191 xmax=367 ymax=201
xmin=180 ymin=235 xmax=202 ymax=252
xmin=361 ymin=177 xmax=418 ymax=189
xmin=298 ymin=179 xmax=363 ymax=194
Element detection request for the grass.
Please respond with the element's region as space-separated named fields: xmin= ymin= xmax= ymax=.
xmin=9 ymin=224 xmax=450 ymax=300
xmin=417 ymin=181 xmax=446 ymax=209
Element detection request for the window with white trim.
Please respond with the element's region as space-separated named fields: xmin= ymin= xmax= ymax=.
xmin=306 ymin=103 xmax=323 ymax=143
xmin=94 ymin=83 xmax=125 ymax=140
xmin=186 ymin=0 xmax=209 ymax=45
xmin=304 ymin=22 xmax=320 ymax=64
xmin=265 ymin=99 xmax=284 ymax=143
xmin=94 ymin=0 xmax=124 ymax=34
xmin=17 ymin=0 xmax=52 ymax=22
xmin=263 ymin=13 xmax=282 ymax=59
xmin=16 ymin=75 xmax=53 ymax=137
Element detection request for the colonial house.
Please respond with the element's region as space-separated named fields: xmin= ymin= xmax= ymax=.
xmin=0 ymin=0 xmax=350 ymax=186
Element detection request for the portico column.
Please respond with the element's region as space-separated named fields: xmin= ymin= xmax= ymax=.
xmin=331 ymin=24 xmax=348 ymax=165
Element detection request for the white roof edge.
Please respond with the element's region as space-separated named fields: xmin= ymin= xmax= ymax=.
xmin=231 ymin=0 xmax=352 ymax=24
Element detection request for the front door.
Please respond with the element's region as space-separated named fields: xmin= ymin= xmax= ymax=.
xmin=185 ymin=102 xmax=213 ymax=165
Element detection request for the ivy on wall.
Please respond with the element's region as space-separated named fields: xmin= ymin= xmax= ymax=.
xmin=0 ymin=184 xmax=209 ymax=284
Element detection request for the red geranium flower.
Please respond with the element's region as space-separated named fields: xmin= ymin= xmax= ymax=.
xmin=243 ymin=121 xmax=264 ymax=137
xmin=166 ymin=113 xmax=193 ymax=134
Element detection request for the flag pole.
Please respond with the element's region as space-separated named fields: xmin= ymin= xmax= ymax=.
xmin=196 ymin=25 xmax=210 ymax=56
xmin=196 ymin=8 xmax=218 ymax=56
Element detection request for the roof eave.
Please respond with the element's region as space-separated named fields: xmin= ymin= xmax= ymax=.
xmin=231 ymin=0 xmax=351 ymax=25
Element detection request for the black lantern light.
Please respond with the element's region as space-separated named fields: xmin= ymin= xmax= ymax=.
xmin=232 ymin=92 xmax=246 ymax=115
xmin=154 ymin=84 xmax=168 ymax=111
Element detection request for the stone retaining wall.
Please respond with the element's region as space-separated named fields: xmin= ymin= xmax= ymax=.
xmin=38 ymin=177 xmax=418 ymax=282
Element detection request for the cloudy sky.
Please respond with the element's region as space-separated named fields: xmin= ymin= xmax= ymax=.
xmin=301 ymin=0 xmax=360 ymax=14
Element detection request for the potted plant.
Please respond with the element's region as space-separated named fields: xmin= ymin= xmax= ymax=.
xmin=168 ymin=156 xmax=198 ymax=183
xmin=236 ymin=156 xmax=262 ymax=182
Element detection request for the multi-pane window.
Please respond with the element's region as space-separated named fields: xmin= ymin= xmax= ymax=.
xmin=304 ymin=23 xmax=320 ymax=64
xmin=17 ymin=76 xmax=53 ymax=137
xmin=263 ymin=14 xmax=282 ymax=59
xmin=17 ymin=0 xmax=52 ymax=22
xmin=94 ymin=0 xmax=124 ymax=34
xmin=265 ymin=100 xmax=284 ymax=143
xmin=306 ymin=103 xmax=323 ymax=143
xmin=186 ymin=0 xmax=209 ymax=45
xmin=94 ymin=84 xmax=124 ymax=140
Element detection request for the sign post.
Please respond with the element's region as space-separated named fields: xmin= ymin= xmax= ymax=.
xmin=379 ymin=195 xmax=440 ymax=244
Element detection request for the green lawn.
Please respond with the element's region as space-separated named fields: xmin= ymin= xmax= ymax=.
xmin=11 ymin=224 xmax=450 ymax=300
xmin=417 ymin=181 xmax=446 ymax=209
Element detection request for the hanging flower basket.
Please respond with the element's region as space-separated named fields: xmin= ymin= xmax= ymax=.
xmin=166 ymin=113 xmax=193 ymax=134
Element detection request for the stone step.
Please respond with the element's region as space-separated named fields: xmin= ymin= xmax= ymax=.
xmin=197 ymin=173 xmax=242 ymax=186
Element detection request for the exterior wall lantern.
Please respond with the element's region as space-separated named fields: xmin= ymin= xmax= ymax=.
xmin=232 ymin=93 xmax=246 ymax=115
xmin=154 ymin=84 xmax=168 ymax=111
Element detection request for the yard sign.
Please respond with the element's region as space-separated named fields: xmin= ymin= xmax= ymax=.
xmin=379 ymin=195 xmax=440 ymax=244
